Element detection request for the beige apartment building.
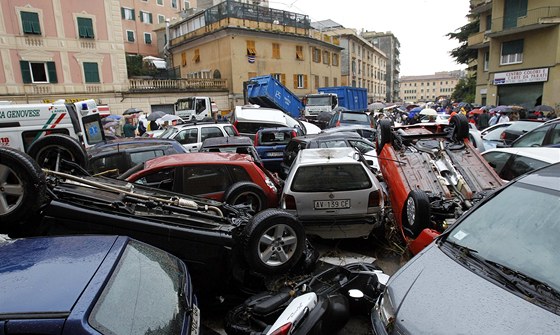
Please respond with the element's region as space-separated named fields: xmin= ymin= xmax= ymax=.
xmin=320 ymin=27 xmax=387 ymax=103
xmin=167 ymin=1 xmax=342 ymax=107
xmin=468 ymin=0 xmax=560 ymax=108
xmin=400 ymin=71 xmax=462 ymax=103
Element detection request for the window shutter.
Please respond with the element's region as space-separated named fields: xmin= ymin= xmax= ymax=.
xmin=149 ymin=13 xmax=153 ymax=23
xmin=304 ymin=75 xmax=308 ymax=89
xmin=140 ymin=11 xmax=144 ymax=22
xmin=121 ymin=8 xmax=125 ymax=19
xmin=502 ymin=39 xmax=523 ymax=55
xmin=281 ymin=73 xmax=286 ymax=86
xmin=20 ymin=61 xmax=31 ymax=83
xmin=131 ymin=9 xmax=135 ymax=20
xmin=47 ymin=62 xmax=58 ymax=83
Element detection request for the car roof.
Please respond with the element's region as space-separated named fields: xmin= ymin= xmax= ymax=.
xmin=0 ymin=235 xmax=122 ymax=316
xmin=292 ymin=131 xmax=362 ymax=143
xmin=482 ymin=147 xmax=560 ymax=164
xmin=143 ymin=152 xmax=253 ymax=170
xmin=201 ymin=136 xmax=254 ymax=147
xmin=89 ymin=137 xmax=182 ymax=151
xmin=234 ymin=107 xmax=294 ymax=123
xmin=296 ymin=147 xmax=361 ymax=164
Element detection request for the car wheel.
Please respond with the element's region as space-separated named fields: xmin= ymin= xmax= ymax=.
xmin=224 ymin=181 xmax=267 ymax=213
xmin=449 ymin=113 xmax=469 ymax=141
xmin=27 ymin=134 xmax=88 ymax=172
xmin=402 ymin=190 xmax=431 ymax=238
xmin=242 ymin=209 xmax=305 ymax=275
xmin=0 ymin=147 xmax=47 ymax=231
xmin=376 ymin=119 xmax=392 ymax=154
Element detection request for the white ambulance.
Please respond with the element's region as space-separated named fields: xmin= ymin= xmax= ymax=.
xmin=0 ymin=99 xmax=106 ymax=170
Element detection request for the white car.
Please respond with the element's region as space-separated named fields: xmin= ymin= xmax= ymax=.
xmin=230 ymin=104 xmax=320 ymax=137
xmin=482 ymin=147 xmax=560 ymax=181
xmin=280 ymin=147 xmax=384 ymax=239
xmin=157 ymin=121 xmax=238 ymax=152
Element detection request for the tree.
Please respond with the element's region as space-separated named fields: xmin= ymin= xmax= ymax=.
xmin=451 ymin=75 xmax=476 ymax=103
xmin=446 ymin=19 xmax=480 ymax=71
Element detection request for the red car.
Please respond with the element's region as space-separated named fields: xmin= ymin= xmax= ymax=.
xmin=122 ymin=152 xmax=279 ymax=212
xmin=376 ymin=114 xmax=504 ymax=254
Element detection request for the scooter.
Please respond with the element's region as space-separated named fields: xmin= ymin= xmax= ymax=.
xmin=224 ymin=262 xmax=389 ymax=335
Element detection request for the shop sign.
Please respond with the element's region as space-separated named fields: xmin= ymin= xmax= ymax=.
xmin=493 ymin=68 xmax=548 ymax=85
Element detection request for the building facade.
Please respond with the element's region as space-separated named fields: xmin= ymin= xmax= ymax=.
xmin=361 ymin=31 xmax=401 ymax=102
xmin=468 ymin=0 xmax=560 ymax=108
xmin=400 ymin=71 xmax=463 ymax=103
xmin=167 ymin=1 xmax=342 ymax=108
xmin=318 ymin=26 xmax=387 ymax=103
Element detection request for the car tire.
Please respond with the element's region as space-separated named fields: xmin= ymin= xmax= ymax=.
xmin=242 ymin=208 xmax=305 ymax=275
xmin=450 ymin=113 xmax=469 ymax=141
xmin=224 ymin=181 xmax=268 ymax=213
xmin=27 ymin=134 xmax=88 ymax=171
xmin=0 ymin=147 xmax=47 ymax=231
xmin=376 ymin=119 xmax=392 ymax=154
xmin=402 ymin=190 xmax=431 ymax=238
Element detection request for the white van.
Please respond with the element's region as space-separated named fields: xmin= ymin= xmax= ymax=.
xmin=0 ymin=99 xmax=105 ymax=169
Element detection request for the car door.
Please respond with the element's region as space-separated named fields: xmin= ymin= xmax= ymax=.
xmin=180 ymin=164 xmax=232 ymax=201
xmin=174 ymin=128 xmax=199 ymax=152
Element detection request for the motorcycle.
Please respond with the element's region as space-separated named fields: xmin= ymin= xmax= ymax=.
xmin=224 ymin=262 xmax=389 ymax=335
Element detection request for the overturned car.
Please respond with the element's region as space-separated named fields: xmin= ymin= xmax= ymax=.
xmin=0 ymin=147 xmax=316 ymax=297
xmin=376 ymin=115 xmax=504 ymax=254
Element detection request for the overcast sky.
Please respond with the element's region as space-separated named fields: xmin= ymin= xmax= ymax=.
xmin=270 ymin=0 xmax=471 ymax=76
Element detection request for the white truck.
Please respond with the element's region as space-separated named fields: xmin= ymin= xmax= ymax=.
xmin=0 ymin=99 xmax=105 ymax=170
xmin=174 ymin=96 xmax=219 ymax=121
xmin=302 ymin=92 xmax=338 ymax=119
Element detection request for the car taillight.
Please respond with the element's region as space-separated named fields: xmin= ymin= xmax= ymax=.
xmin=283 ymin=195 xmax=297 ymax=210
xmin=500 ymin=132 xmax=506 ymax=140
xmin=291 ymin=130 xmax=297 ymax=138
xmin=269 ymin=323 xmax=292 ymax=335
xmin=368 ymin=190 xmax=381 ymax=207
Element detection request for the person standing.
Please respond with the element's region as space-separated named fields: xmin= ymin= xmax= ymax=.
xmin=497 ymin=112 xmax=510 ymax=124
xmin=488 ymin=111 xmax=498 ymax=126
xmin=123 ymin=117 xmax=136 ymax=137
xmin=477 ymin=109 xmax=490 ymax=130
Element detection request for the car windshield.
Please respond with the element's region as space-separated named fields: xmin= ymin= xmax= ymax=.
xmin=89 ymin=240 xmax=188 ymax=335
xmin=306 ymin=96 xmax=333 ymax=106
xmin=483 ymin=125 xmax=509 ymax=141
xmin=445 ymin=182 xmax=560 ymax=292
xmin=291 ymin=164 xmax=372 ymax=192
xmin=159 ymin=127 xmax=177 ymax=139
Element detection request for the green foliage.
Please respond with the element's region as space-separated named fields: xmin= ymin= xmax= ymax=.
xmin=451 ymin=75 xmax=476 ymax=103
xmin=447 ymin=19 xmax=480 ymax=70
xmin=126 ymin=55 xmax=158 ymax=78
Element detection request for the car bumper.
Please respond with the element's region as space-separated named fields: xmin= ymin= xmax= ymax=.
xmin=299 ymin=216 xmax=380 ymax=239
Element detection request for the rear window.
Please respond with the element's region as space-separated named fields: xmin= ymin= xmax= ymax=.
xmin=224 ymin=125 xmax=237 ymax=136
xmin=291 ymin=164 xmax=371 ymax=192
xmin=341 ymin=112 xmax=369 ymax=123
xmin=259 ymin=130 xmax=294 ymax=145
xmin=235 ymin=122 xmax=284 ymax=135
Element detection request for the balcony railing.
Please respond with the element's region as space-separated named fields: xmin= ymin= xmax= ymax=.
xmin=128 ymin=78 xmax=227 ymax=93
xmin=491 ymin=6 xmax=559 ymax=33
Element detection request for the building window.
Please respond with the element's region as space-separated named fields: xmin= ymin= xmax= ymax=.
xmin=140 ymin=11 xmax=153 ymax=23
xmin=332 ymin=54 xmax=339 ymax=66
xmin=171 ymin=0 xmax=177 ymax=8
xmin=126 ymin=30 xmax=135 ymax=42
xmin=21 ymin=11 xmax=41 ymax=34
xmin=158 ymin=14 xmax=165 ymax=24
xmin=351 ymin=60 xmax=356 ymax=74
xmin=272 ymin=73 xmax=286 ymax=85
xmin=312 ymin=48 xmax=321 ymax=63
xmin=193 ymin=49 xmax=200 ymax=63
xmin=144 ymin=33 xmax=152 ymax=44
xmin=323 ymin=51 xmax=330 ymax=65
xmin=324 ymin=76 xmax=329 ymax=87
xmin=272 ymin=43 xmax=280 ymax=59
xmin=296 ymin=45 xmax=304 ymax=60
xmin=184 ymin=1 xmax=190 ymax=9
xmin=501 ymin=39 xmax=523 ymax=65
xmin=247 ymin=40 xmax=256 ymax=56
xmin=294 ymin=74 xmax=307 ymax=89
xmin=83 ymin=62 xmax=100 ymax=83
xmin=77 ymin=17 xmax=94 ymax=39
xmin=485 ymin=14 xmax=492 ymax=31
xmin=333 ymin=77 xmax=338 ymax=86
xmin=314 ymin=75 xmax=319 ymax=89
xmin=484 ymin=51 xmax=489 ymax=71
xmin=20 ymin=61 xmax=57 ymax=83
xmin=157 ymin=0 xmax=163 ymax=5
xmin=181 ymin=52 xmax=187 ymax=67
xmin=121 ymin=8 xmax=135 ymax=20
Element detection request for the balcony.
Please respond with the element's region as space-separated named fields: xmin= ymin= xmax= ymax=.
xmin=467 ymin=31 xmax=490 ymax=49
xmin=488 ymin=6 xmax=560 ymax=37
xmin=128 ymin=78 xmax=227 ymax=93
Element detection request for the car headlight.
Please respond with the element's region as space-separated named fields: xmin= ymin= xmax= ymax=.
xmin=376 ymin=290 xmax=396 ymax=332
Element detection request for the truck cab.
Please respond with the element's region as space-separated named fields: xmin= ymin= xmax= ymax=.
xmin=174 ymin=97 xmax=218 ymax=122
xmin=302 ymin=93 xmax=338 ymax=119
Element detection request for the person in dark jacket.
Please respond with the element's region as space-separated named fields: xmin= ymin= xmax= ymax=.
xmin=477 ymin=109 xmax=490 ymax=130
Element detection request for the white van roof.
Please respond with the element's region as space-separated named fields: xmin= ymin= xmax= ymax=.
xmin=234 ymin=106 xmax=299 ymax=127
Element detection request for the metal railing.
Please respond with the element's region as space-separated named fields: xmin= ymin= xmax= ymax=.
xmin=491 ymin=6 xmax=559 ymax=32
xmin=128 ymin=78 xmax=227 ymax=92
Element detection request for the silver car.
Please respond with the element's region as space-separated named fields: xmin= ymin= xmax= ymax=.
xmin=280 ymin=147 xmax=384 ymax=239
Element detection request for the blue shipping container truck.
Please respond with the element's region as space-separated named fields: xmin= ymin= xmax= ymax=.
xmin=246 ymin=75 xmax=304 ymax=118
xmin=317 ymin=86 xmax=368 ymax=111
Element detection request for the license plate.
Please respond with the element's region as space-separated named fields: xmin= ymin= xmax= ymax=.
xmin=267 ymin=151 xmax=283 ymax=157
xmin=190 ymin=304 xmax=200 ymax=335
xmin=314 ymin=199 xmax=350 ymax=209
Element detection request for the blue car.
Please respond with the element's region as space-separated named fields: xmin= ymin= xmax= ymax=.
xmin=0 ymin=235 xmax=199 ymax=335
xmin=254 ymin=127 xmax=303 ymax=173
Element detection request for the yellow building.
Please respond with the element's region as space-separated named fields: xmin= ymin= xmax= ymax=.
xmin=468 ymin=0 xmax=560 ymax=108
xmin=167 ymin=1 xmax=342 ymax=108
xmin=400 ymin=71 xmax=463 ymax=103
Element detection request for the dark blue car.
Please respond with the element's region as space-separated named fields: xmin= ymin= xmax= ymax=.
xmin=254 ymin=127 xmax=302 ymax=173
xmin=0 ymin=235 xmax=199 ymax=335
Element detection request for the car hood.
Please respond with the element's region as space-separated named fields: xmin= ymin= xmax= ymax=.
xmin=387 ymin=244 xmax=560 ymax=334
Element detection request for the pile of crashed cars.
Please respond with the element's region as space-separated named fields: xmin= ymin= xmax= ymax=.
xmin=2 ymin=109 xmax=534 ymax=334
